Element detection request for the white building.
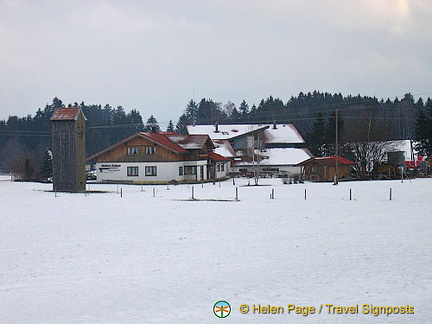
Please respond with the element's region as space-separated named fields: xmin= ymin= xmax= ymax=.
xmin=87 ymin=132 xmax=230 ymax=184
xmin=187 ymin=124 xmax=312 ymax=177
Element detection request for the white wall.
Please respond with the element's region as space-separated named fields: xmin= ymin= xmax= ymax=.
xmin=95 ymin=160 xmax=210 ymax=183
xmin=96 ymin=162 xmax=183 ymax=183
xmin=215 ymin=161 xmax=230 ymax=178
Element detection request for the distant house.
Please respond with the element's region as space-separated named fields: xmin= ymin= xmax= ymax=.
xmin=187 ymin=123 xmax=312 ymax=177
xmin=296 ymin=156 xmax=355 ymax=182
xmin=87 ymin=132 xmax=230 ymax=184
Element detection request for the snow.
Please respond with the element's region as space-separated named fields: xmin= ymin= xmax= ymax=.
xmin=390 ymin=140 xmax=425 ymax=161
xmin=260 ymin=148 xmax=312 ymax=165
xmin=213 ymin=140 xmax=237 ymax=158
xmin=263 ymin=124 xmax=305 ymax=144
xmin=1 ymin=175 xmax=431 ymax=323
xmin=187 ymin=124 xmax=268 ymax=140
xmin=187 ymin=124 xmax=305 ymax=144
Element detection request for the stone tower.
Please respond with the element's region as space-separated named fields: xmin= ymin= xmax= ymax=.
xmin=50 ymin=107 xmax=87 ymax=192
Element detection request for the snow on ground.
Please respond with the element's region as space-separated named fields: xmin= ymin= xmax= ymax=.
xmin=1 ymin=176 xmax=431 ymax=323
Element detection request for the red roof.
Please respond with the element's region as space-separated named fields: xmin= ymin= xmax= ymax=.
xmin=87 ymin=132 xmax=214 ymax=161
xmin=140 ymin=132 xmax=188 ymax=153
xmin=208 ymin=151 xmax=230 ymax=162
xmin=296 ymin=155 xmax=355 ymax=166
xmin=50 ymin=107 xmax=86 ymax=121
xmin=165 ymin=134 xmax=213 ymax=150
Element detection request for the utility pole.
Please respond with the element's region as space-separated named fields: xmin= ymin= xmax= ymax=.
xmin=334 ymin=108 xmax=339 ymax=185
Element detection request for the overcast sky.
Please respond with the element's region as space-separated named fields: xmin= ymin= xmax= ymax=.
xmin=1 ymin=0 xmax=432 ymax=126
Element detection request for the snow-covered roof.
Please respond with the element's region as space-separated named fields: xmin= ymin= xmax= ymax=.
xmin=187 ymin=124 xmax=304 ymax=144
xmin=235 ymin=148 xmax=312 ymax=166
xmin=212 ymin=140 xmax=237 ymax=158
xmin=187 ymin=124 xmax=269 ymax=140
xmin=260 ymin=148 xmax=312 ymax=165
xmin=297 ymin=156 xmax=355 ymax=167
xmin=263 ymin=124 xmax=305 ymax=144
xmin=165 ymin=134 xmax=211 ymax=150
xmin=390 ymin=140 xmax=421 ymax=160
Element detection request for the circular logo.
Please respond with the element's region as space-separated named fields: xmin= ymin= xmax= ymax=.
xmin=213 ymin=300 xmax=231 ymax=318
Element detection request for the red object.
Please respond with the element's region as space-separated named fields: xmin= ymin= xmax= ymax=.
xmin=50 ymin=107 xmax=84 ymax=121
xmin=208 ymin=151 xmax=231 ymax=162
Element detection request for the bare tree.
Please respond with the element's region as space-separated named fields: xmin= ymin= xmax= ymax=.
xmin=342 ymin=111 xmax=400 ymax=179
xmin=343 ymin=141 xmax=402 ymax=179
xmin=248 ymin=132 xmax=268 ymax=185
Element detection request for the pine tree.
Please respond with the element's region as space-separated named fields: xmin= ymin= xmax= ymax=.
xmin=175 ymin=114 xmax=189 ymax=134
xmin=325 ymin=111 xmax=344 ymax=156
xmin=185 ymin=100 xmax=198 ymax=124
xmin=166 ymin=119 xmax=175 ymax=132
xmin=414 ymin=98 xmax=432 ymax=156
xmin=307 ymin=112 xmax=326 ymax=156
xmin=41 ymin=149 xmax=53 ymax=180
xmin=144 ymin=115 xmax=160 ymax=132
xmin=126 ymin=109 xmax=144 ymax=131
xmin=239 ymin=100 xmax=249 ymax=115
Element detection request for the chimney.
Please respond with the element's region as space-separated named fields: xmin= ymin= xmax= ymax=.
xmin=273 ymin=119 xmax=277 ymax=129
xmin=151 ymin=124 xmax=158 ymax=133
xmin=215 ymin=122 xmax=219 ymax=133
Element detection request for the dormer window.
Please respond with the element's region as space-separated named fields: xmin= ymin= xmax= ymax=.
xmin=145 ymin=146 xmax=156 ymax=155
xmin=127 ymin=147 xmax=138 ymax=155
xmin=222 ymin=131 xmax=229 ymax=135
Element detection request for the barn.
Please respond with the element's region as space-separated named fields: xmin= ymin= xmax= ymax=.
xmin=296 ymin=156 xmax=355 ymax=182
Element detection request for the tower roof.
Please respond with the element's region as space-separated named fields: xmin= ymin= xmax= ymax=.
xmin=50 ymin=107 xmax=87 ymax=121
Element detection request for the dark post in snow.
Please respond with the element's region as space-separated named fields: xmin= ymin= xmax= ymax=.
xmin=334 ymin=108 xmax=339 ymax=185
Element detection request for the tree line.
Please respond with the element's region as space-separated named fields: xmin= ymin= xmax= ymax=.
xmin=1 ymin=91 xmax=431 ymax=180
xmin=0 ymin=97 xmax=174 ymax=179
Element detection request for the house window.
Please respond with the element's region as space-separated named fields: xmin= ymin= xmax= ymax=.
xmin=127 ymin=166 xmax=139 ymax=176
xmin=311 ymin=167 xmax=317 ymax=172
xmin=217 ymin=163 xmax=221 ymax=172
xmin=145 ymin=146 xmax=156 ymax=155
xmin=221 ymin=163 xmax=225 ymax=171
xmin=179 ymin=166 xmax=183 ymax=176
xmin=184 ymin=166 xmax=197 ymax=175
xmin=127 ymin=147 xmax=138 ymax=155
xmin=145 ymin=166 xmax=157 ymax=176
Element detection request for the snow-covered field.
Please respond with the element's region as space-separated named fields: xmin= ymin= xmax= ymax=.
xmin=1 ymin=176 xmax=431 ymax=323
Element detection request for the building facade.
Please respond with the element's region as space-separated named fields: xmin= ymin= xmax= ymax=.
xmin=296 ymin=156 xmax=355 ymax=181
xmin=87 ymin=132 xmax=230 ymax=184
xmin=187 ymin=123 xmax=312 ymax=177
